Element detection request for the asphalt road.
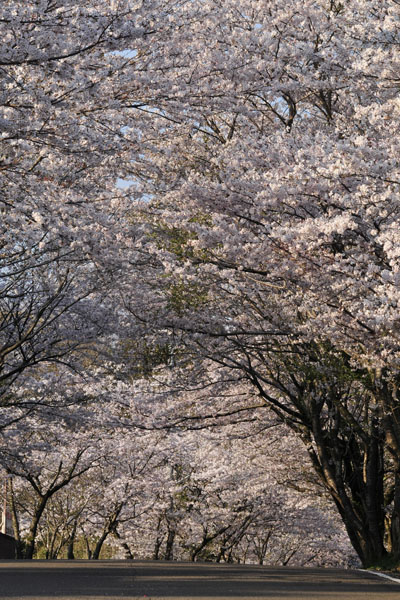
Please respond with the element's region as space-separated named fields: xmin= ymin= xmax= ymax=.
xmin=0 ymin=560 xmax=399 ymax=600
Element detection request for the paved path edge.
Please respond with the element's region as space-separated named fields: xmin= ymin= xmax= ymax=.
xmin=357 ymin=568 xmax=400 ymax=583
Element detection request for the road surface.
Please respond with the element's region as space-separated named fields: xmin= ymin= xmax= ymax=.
xmin=0 ymin=560 xmax=399 ymax=600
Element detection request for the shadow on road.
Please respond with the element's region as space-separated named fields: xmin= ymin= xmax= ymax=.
xmin=0 ymin=560 xmax=399 ymax=600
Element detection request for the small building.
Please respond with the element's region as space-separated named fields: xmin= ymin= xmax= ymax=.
xmin=0 ymin=533 xmax=16 ymax=559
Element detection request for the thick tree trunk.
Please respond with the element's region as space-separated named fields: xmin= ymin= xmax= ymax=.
xmin=24 ymin=497 xmax=47 ymax=559
xmin=153 ymin=516 xmax=164 ymax=560
xmin=153 ymin=537 xmax=162 ymax=560
xmin=306 ymin=410 xmax=388 ymax=568
xmin=164 ymin=528 xmax=175 ymax=560
xmin=92 ymin=506 xmax=123 ymax=560
xmin=67 ymin=521 xmax=78 ymax=560
xmin=91 ymin=530 xmax=110 ymax=560
xmin=389 ymin=471 xmax=400 ymax=560
xmin=9 ymin=479 xmax=24 ymax=559
xmin=234 ymin=337 xmax=400 ymax=569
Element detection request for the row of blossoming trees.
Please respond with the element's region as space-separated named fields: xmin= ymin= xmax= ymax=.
xmin=0 ymin=0 xmax=399 ymax=569
xmin=2 ymin=395 xmax=353 ymax=564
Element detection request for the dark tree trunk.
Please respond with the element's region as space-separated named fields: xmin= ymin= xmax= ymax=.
xmin=305 ymin=408 xmax=387 ymax=567
xmin=245 ymin=350 xmax=400 ymax=569
xmin=153 ymin=516 xmax=164 ymax=560
xmin=91 ymin=530 xmax=109 ymax=560
xmin=91 ymin=505 xmax=123 ymax=560
xmin=24 ymin=497 xmax=47 ymax=559
xmin=153 ymin=538 xmax=162 ymax=560
xmin=390 ymin=471 xmax=400 ymax=560
xmin=164 ymin=528 xmax=175 ymax=561
xmin=67 ymin=521 xmax=78 ymax=560
xmin=9 ymin=479 xmax=24 ymax=559
xmin=191 ymin=526 xmax=230 ymax=562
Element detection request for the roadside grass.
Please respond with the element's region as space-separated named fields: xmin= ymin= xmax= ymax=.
xmin=366 ymin=556 xmax=400 ymax=574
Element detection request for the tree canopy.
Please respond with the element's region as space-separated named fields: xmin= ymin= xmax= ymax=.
xmin=1 ymin=0 xmax=399 ymax=570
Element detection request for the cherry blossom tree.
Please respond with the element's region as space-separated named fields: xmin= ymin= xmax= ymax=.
xmin=0 ymin=0 xmax=167 ymax=414
xmin=113 ymin=425 xmax=355 ymax=566
xmin=2 ymin=367 xmax=356 ymax=565
xmin=3 ymin=0 xmax=398 ymax=569
xmin=1 ymin=404 xmax=101 ymax=558
xmin=120 ymin=0 xmax=400 ymax=569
